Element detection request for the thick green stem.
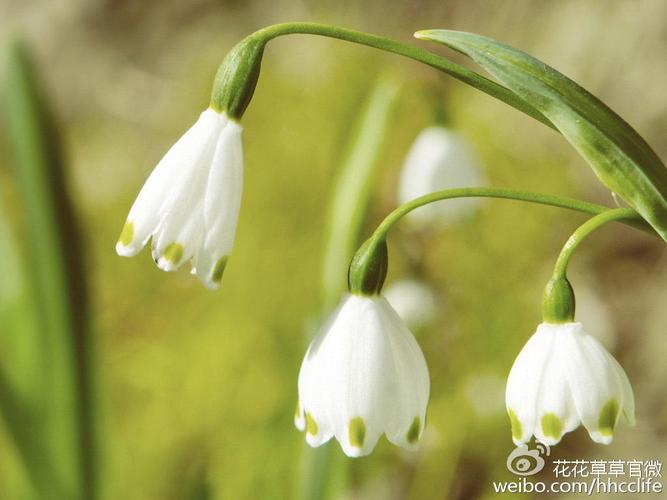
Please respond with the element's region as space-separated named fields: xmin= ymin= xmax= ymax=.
xmin=242 ymin=22 xmax=554 ymax=129
xmin=551 ymin=208 xmax=643 ymax=279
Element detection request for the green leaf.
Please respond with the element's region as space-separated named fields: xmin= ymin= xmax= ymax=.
xmin=416 ymin=29 xmax=667 ymax=241
xmin=321 ymin=74 xmax=401 ymax=307
xmin=0 ymin=203 xmax=41 ymax=399
xmin=4 ymin=40 xmax=96 ymax=500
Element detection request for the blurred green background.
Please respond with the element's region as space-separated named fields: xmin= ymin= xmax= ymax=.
xmin=1 ymin=1 xmax=666 ymax=499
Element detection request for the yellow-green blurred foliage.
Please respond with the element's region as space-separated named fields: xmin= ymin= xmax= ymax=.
xmin=0 ymin=1 xmax=666 ymax=499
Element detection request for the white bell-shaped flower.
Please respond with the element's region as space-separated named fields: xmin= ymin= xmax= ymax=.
xmin=398 ymin=126 xmax=485 ymax=228
xmin=506 ymin=322 xmax=635 ymax=447
xmin=295 ymin=294 xmax=430 ymax=457
xmin=116 ymin=108 xmax=243 ymax=289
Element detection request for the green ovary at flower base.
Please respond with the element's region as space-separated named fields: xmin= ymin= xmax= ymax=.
xmin=506 ymin=209 xmax=640 ymax=447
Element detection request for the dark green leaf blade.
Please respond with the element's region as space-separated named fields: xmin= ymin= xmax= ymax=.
xmin=416 ymin=29 xmax=667 ymax=241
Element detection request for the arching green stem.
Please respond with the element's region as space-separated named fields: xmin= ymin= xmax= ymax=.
xmin=216 ymin=22 xmax=554 ymax=129
xmin=551 ymin=208 xmax=644 ymax=279
xmin=542 ymin=207 xmax=644 ymax=323
xmin=348 ymin=188 xmax=654 ymax=296
xmin=372 ymin=188 xmax=653 ymax=242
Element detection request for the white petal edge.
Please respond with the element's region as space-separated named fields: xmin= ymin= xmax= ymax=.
xmin=506 ymin=324 xmax=555 ymax=445
xmin=116 ymin=108 xmax=224 ymax=257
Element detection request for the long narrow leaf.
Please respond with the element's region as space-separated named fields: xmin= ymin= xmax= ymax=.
xmin=416 ymin=30 xmax=667 ymax=241
xmin=5 ymin=40 xmax=96 ymax=500
xmin=320 ymin=74 xmax=401 ymax=308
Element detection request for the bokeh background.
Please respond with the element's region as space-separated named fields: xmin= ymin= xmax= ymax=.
xmin=1 ymin=1 xmax=666 ymax=499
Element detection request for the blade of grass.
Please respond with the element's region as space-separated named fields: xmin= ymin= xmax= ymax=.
xmin=4 ymin=40 xmax=97 ymax=500
xmin=320 ymin=73 xmax=402 ymax=308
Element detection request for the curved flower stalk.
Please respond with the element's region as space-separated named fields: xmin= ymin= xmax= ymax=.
xmin=398 ymin=127 xmax=486 ymax=228
xmin=295 ymin=242 xmax=430 ymax=457
xmin=506 ymin=321 xmax=635 ymax=446
xmin=116 ymin=109 xmax=243 ymax=289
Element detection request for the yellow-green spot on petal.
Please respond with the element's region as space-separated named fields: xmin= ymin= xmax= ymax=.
xmin=406 ymin=417 xmax=421 ymax=444
xmin=294 ymin=402 xmax=301 ymax=420
xmin=508 ymin=409 xmax=522 ymax=440
xmin=305 ymin=412 xmax=318 ymax=436
xmin=348 ymin=417 xmax=366 ymax=448
xmin=598 ymin=399 xmax=620 ymax=436
xmin=163 ymin=242 xmax=184 ymax=264
xmin=118 ymin=221 xmax=134 ymax=246
xmin=211 ymin=256 xmax=228 ymax=284
xmin=541 ymin=413 xmax=563 ymax=439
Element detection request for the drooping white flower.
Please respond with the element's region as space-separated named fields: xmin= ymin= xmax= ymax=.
xmin=398 ymin=126 xmax=485 ymax=228
xmin=506 ymin=322 xmax=635 ymax=447
xmin=116 ymin=108 xmax=243 ymax=289
xmin=383 ymin=279 xmax=438 ymax=329
xmin=295 ymin=294 xmax=430 ymax=457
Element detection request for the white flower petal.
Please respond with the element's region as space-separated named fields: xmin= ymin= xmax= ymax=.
xmin=296 ymin=294 xmax=430 ymax=457
xmin=376 ymin=297 xmax=429 ymax=449
xmin=150 ymin=119 xmax=223 ymax=267
xmin=562 ymin=324 xmax=623 ymax=444
xmin=153 ymin=198 xmax=204 ymax=272
xmin=533 ymin=336 xmax=578 ymax=445
xmin=299 ymin=367 xmax=336 ymax=448
xmin=116 ymin=108 xmax=245 ymax=289
xmin=607 ymin=353 xmax=636 ymax=426
xmin=505 ymin=324 xmax=555 ymax=445
xmin=294 ymin=401 xmax=305 ymax=432
xmin=507 ymin=321 xmax=634 ymax=448
xmin=116 ymin=109 xmax=222 ymax=256
xmin=194 ymin=121 xmax=244 ymax=288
